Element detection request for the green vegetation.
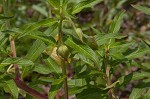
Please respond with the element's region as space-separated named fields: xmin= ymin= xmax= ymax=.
xmin=0 ymin=0 xmax=150 ymax=99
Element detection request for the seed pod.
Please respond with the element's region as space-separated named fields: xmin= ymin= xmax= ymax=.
xmin=57 ymin=45 xmax=70 ymax=59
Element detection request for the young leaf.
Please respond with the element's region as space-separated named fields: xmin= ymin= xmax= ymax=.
xmin=72 ymin=0 xmax=103 ymax=14
xmin=132 ymin=5 xmax=150 ymax=15
xmin=108 ymin=11 xmax=125 ymax=34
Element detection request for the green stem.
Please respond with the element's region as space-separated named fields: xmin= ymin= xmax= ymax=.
xmin=58 ymin=18 xmax=63 ymax=46
xmin=61 ymin=59 xmax=68 ymax=99
xmin=58 ymin=6 xmax=68 ymax=99
xmin=105 ymin=46 xmax=116 ymax=99
xmin=105 ymin=48 xmax=113 ymax=99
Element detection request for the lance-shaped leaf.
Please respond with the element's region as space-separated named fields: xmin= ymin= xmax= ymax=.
xmin=27 ymin=34 xmax=56 ymax=45
xmin=0 ymin=15 xmax=14 ymax=20
xmin=44 ymin=57 xmax=61 ymax=74
xmin=118 ymin=72 xmax=150 ymax=86
xmin=76 ymin=87 xmax=108 ymax=99
xmin=48 ymin=78 xmax=64 ymax=99
xmin=65 ymin=38 xmax=100 ymax=66
xmin=0 ymin=58 xmax=34 ymax=67
xmin=129 ymin=88 xmax=145 ymax=99
xmin=0 ymin=32 xmax=8 ymax=48
xmin=47 ymin=0 xmax=60 ymax=8
xmin=4 ymin=80 xmax=18 ymax=99
xmin=68 ymin=79 xmax=86 ymax=87
xmin=25 ymin=40 xmax=46 ymax=61
xmin=132 ymin=5 xmax=150 ymax=15
xmin=72 ymin=0 xmax=103 ymax=14
xmin=143 ymin=89 xmax=150 ymax=98
xmin=125 ymin=48 xmax=150 ymax=59
xmin=96 ymin=33 xmax=126 ymax=45
xmin=32 ymin=5 xmax=48 ymax=17
xmin=108 ymin=11 xmax=125 ymax=34
xmin=21 ymin=18 xmax=57 ymax=35
xmin=33 ymin=64 xmax=52 ymax=74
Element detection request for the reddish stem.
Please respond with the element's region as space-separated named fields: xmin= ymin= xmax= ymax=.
xmin=10 ymin=39 xmax=48 ymax=99
xmin=14 ymin=77 xmax=48 ymax=99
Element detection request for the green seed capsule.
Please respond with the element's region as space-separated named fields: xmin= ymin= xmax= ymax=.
xmin=57 ymin=45 xmax=70 ymax=59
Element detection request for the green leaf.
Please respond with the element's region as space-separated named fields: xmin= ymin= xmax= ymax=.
xmin=76 ymin=87 xmax=108 ymax=99
xmin=108 ymin=10 xmax=125 ymax=33
xmin=75 ymin=54 xmax=94 ymax=67
xmin=27 ymin=34 xmax=56 ymax=45
xmin=96 ymin=33 xmax=126 ymax=45
xmin=129 ymin=88 xmax=145 ymax=99
xmin=65 ymin=38 xmax=100 ymax=66
xmin=47 ymin=0 xmax=60 ymax=8
xmin=4 ymin=80 xmax=18 ymax=99
xmin=32 ymin=5 xmax=48 ymax=17
xmin=126 ymin=48 xmax=150 ymax=59
xmin=143 ymin=89 xmax=150 ymax=99
xmin=68 ymin=79 xmax=86 ymax=87
xmin=119 ymin=72 xmax=150 ymax=86
xmin=0 ymin=32 xmax=8 ymax=48
xmin=21 ymin=65 xmax=34 ymax=79
xmin=132 ymin=5 xmax=150 ymax=15
xmin=44 ymin=57 xmax=61 ymax=74
xmin=26 ymin=40 xmax=46 ymax=61
xmin=72 ymin=0 xmax=103 ymax=14
xmin=33 ymin=64 xmax=51 ymax=74
xmin=0 ymin=15 xmax=14 ymax=20
xmin=38 ymin=77 xmax=55 ymax=83
xmin=0 ymin=58 xmax=34 ymax=67
xmin=48 ymin=78 xmax=64 ymax=99
xmin=69 ymin=86 xmax=87 ymax=95
xmin=21 ymin=18 xmax=57 ymax=35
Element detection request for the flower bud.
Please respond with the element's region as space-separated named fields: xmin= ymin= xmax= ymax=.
xmin=57 ymin=45 xmax=70 ymax=59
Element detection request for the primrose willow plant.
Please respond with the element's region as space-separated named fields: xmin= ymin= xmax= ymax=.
xmin=0 ymin=0 xmax=150 ymax=99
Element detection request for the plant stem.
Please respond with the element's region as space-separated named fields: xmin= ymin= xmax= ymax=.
xmin=58 ymin=18 xmax=63 ymax=46
xmin=58 ymin=5 xmax=69 ymax=99
xmin=61 ymin=59 xmax=68 ymax=99
xmin=105 ymin=47 xmax=113 ymax=99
